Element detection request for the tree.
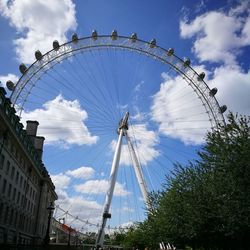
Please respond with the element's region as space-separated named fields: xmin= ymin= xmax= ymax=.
xmin=122 ymin=113 xmax=250 ymax=250
xmin=196 ymin=113 xmax=250 ymax=249
xmin=156 ymin=113 xmax=250 ymax=249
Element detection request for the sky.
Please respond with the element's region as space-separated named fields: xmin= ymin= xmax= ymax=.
xmin=0 ymin=0 xmax=250 ymax=233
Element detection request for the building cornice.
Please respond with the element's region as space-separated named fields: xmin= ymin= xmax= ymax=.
xmin=0 ymin=87 xmax=57 ymax=198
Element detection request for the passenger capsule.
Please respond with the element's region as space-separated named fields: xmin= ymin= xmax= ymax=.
xmin=130 ymin=33 xmax=137 ymax=42
xmin=6 ymin=80 xmax=15 ymax=91
xmin=35 ymin=50 xmax=43 ymax=61
xmin=92 ymin=30 xmax=98 ymax=40
xmin=167 ymin=48 xmax=174 ymax=56
xmin=219 ymin=105 xmax=227 ymax=113
xmin=209 ymin=88 xmax=218 ymax=97
xmin=53 ymin=40 xmax=60 ymax=50
xmin=197 ymin=72 xmax=205 ymax=81
xmin=111 ymin=30 xmax=118 ymax=40
xmin=19 ymin=63 xmax=27 ymax=74
xmin=72 ymin=33 xmax=78 ymax=43
xmin=183 ymin=58 xmax=191 ymax=67
xmin=149 ymin=39 xmax=156 ymax=48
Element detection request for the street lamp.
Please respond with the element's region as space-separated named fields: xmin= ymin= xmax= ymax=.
xmin=68 ymin=226 xmax=72 ymax=246
xmin=44 ymin=202 xmax=55 ymax=245
xmin=0 ymin=131 xmax=8 ymax=155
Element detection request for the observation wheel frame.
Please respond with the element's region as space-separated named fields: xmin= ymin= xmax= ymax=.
xmin=6 ymin=30 xmax=228 ymax=241
xmin=9 ymin=31 xmax=226 ymax=130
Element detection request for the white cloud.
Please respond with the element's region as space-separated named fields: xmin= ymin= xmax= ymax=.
xmin=151 ymin=72 xmax=211 ymax=145
xmin=209 ymin=65 xmax=250 ymax=116
xmin=111 ymin=123 xmax=160 ymax=166
xmin=0 ymin=73 xmax=19 ymax=88
xmin=51 ymin=173 xmax=71 ymax=190
xmin=0 ymin=0 xmax=77 ymax=64
xmin=55 ymin=193 xmax=103 ymax=226
xmin=21 ymin=95 xmax=98 ymax=147
xmin=134 ymin=81 xmax=144 ymax=93
xmin=56 ymin=193 xmax=102 ymax=215
xmin=56 ymin=188 xmax=69 ymax=200
xmin=119 ymin=221 xmax=134 ymax=228
xmin=180 ymin=2 xmax=250 ymax=65
xmin=74 ymin=179 xmax=131 ymax=197
xmin=194 ymin=0 xmax=206 ymax=13
xmin=66 ymin=166 xmax=95 ymax=180
xmin=130 ymin=111 xmax=147 ymax=122
xmin=120 ymin=206 xmax=134 ymax=213
xmin=51 ymin=170 xmax=131 ymax=229
xmin=66 ymin=196 xmax=102 ymax=214
xmin=242 ymin=16 xmax=250 ymax=44
xmin=108 ymin=221 xmax=135 ymax=234
xmin=178 ymin=1 xmax=250 ymax=128
xmin=51 ymin=170 xmax=103 ymax=227
xmin=151 ymin=65 xmax=250 ymax=146
xmin=130 ymin=105 xmax=148 ymax=122
xmin=150 ymin=62 xmax=250 ymax=145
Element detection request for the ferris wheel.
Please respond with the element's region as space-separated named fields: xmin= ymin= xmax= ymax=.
xmin=6 ymin=30 xmax=226 ymax=246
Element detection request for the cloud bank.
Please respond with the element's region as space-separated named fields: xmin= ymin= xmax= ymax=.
xmin=151 ymin=73 xmax=210 ymax=145
xmin=111 ymin=123 xmax=160 ymax=166
xmin=51 ymin=165 xmax=131 ymax=226
xmin=180 ymin=1 xmax=250 ymax=65
xmin=22 ymin=95 xmax=98 ymax=147
xmin=179 ymin=1 xmax=250 ymax=117
xmin=0 ymin=0 xmax=77 ymax=64
xmin=0 ymin=73 xmax=19 ymax=88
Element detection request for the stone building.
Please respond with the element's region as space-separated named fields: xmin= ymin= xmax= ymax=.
xmin=0 ymin=87 xmax=57 ymax=245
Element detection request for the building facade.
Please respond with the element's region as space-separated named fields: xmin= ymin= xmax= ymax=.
xmin=0 ymin=87 xmax=57 ymax=245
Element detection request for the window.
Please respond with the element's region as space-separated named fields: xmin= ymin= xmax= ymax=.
xmin=28 ymin=219 xmax=31 ymax=233
xmin=2 ymin=179 xmax=7 ymax=194
xmin=0 ymin=154 xmax=5 ymax=169
xmin=10 ymin=166 xmax=15 ymax=179
xmin=0 ymin=203 xmax=3 ymax=222
xmin=14 ymin=211 xmax=18 ymax=226
xmin=24 ymin=197 xmax=27 ymax=209
xmin=6 ymin=161 xmax=10 ymax=175
xmin=5 ymin=137 xmax=9 ymax=149
xmin=20 ymin=157 xmax=23 ymax=166
xmin=13 ymin=188 xmax=16 ymax=201
xmin=21 ymin=195 xmax=24 ymax=206
xmin=20 ymin=176 xmax=23 ymax=188
xmin=15 ymin=171 xmax=19 ymax=185
xmin=30 ymin=220 xmax=33 ymax=232
xmin=4 ymin=206 xmax=9 ymax=224
xmin=9 ymin=208 xmax=14 ymax=225
xmin=18 ymin=214 xmax=23 ymax=230
xmin=24 ymin=217 xmax=28 ymax=232
xmin=8 ymin=183 xmax=12 ymax=197
xmin=28 ymin=200 xmax=30 ymax=212
xmin=17 ymin=192 xmax=20 ymax=204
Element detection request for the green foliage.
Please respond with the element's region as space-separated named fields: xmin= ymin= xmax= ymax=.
xmin=124 ymin=225 xmax=148 ymax=250
xmin=110 ymin=231 xmax=126 ymax=246
xmin=118 ymin=113 xmax=250 ymax=250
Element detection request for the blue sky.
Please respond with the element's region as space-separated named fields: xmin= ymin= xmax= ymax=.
xmin=0 ymin=0 xmax=250 ymax=232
